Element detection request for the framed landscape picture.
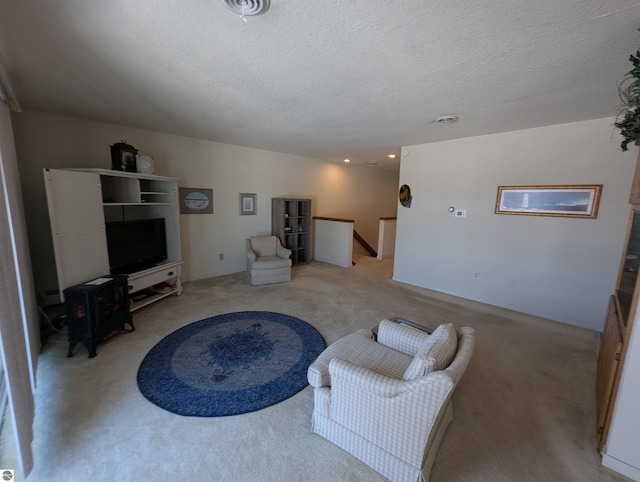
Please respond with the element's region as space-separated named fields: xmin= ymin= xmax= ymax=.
xmin=495 ymin=185 xmax=602 ymax=218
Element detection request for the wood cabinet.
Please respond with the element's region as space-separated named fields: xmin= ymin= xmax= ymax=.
xmin=44 ymin=168 xmax=182 ymax=312
xmin=629 ymin=156 xmax=640 ymax=205
xmin=272 ymin=198 xmax=311 ymax=265
xmin=597 ymin=295 xmax=625 ymax=449
xmin=597 ymin=189 xmax=640 ymax=451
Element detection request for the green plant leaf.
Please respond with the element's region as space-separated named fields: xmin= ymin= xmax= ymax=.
xmin=615 ymin=50 xmax=640 ymax=151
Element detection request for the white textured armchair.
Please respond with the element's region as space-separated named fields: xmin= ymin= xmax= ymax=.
xmin=246 ymin=236 xmax=292 ymax=286
xmin=307 ymin=318 xmax=476 ymax=482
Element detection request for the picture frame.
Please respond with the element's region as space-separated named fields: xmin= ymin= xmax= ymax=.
xmin=495 ymin=185 xmax=602 ymax=218
xmin=180 ymin=188 xmax=213 ymax=214
xmin=240 ymin=193 xmax=257 ymax=215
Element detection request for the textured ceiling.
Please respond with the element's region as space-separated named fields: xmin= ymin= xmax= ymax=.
xmin=1 ymin=1 xmax=639 ymax=171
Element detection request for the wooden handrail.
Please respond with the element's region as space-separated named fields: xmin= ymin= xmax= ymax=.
xmin=354 ymin=229 xmax=377 ymax=257
xmin=312 ymin=216 xmax=354 ymax=223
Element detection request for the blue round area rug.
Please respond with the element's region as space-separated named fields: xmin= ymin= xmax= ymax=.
xmin=137 ymin=311 xmax=325 ymax=417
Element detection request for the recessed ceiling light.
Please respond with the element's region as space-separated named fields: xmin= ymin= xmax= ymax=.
xmin=368 ymin=161 xmax=378 ymax=166
xmin=219 ymin=0 xmax=270 ymax=21
xmin=388 ymin=154 xmax=396 ymax=159
xmin=343 ymin=159 xmax=351 ymax=163
xmin=435 ymin=115 xmax=459 ymax=124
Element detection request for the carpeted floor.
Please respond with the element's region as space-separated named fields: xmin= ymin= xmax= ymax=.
xmin=1 ymin=255 xmax=632 ymax=481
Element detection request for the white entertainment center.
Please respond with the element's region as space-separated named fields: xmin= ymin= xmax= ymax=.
xmin=44 ymin=168 xmax=182 ymax=311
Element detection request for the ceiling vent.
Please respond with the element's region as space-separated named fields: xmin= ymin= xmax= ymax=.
xmin=435 ymin=115 xmax=459 ymax=124
xmin=220 ymin=0 xmax=270 ymax=19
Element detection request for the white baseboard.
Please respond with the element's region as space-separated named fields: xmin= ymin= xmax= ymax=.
xmin=391 ymin=275 xmax=600 ymax=332
xmin=602 ymin=454 xmax=640 ymax=481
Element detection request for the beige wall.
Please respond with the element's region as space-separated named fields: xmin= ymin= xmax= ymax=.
xmin=394 ymin=118 xmax=636 ymax=331
xmin=11 ymin=110 xmax=399 ymax=290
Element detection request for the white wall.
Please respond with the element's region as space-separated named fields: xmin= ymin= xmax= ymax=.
xmin=314 ymin=218 xmax=354 ymax=268
xmin=394 ymin=118 xmax=636 ymax=331
xmin=11 ymin=110 xmax=398 ymax=291
xmin=377 ymin=218 xmax=396 ymax=259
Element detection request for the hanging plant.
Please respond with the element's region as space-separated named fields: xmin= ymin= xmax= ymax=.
xmin=615 ymin=50 xmax=640 ymax=151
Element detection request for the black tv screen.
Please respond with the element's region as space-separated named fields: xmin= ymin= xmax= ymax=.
xmin=105 ymin=218 xmax=167 ymax=274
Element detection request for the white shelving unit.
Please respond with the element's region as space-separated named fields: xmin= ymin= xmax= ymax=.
xmin=44 ymin=168 xmax=183 ymax=312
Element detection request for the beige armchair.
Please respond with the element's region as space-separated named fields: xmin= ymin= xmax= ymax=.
xmin=246 ymin=236 xmax=292 ymax=286
xmin=307 ymin=318 xmax=476 ymax=482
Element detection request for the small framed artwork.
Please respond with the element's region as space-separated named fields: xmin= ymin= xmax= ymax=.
xmin=180 ymin=188 xmax=213 ymax=214
xmin=240 ymin=193 xmax=257 ymax=215
xmin=495 ymin=185 xmax=602 ymax=218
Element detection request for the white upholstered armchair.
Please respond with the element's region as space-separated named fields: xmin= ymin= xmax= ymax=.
xmin=307 ymin=318 xmax=476 ymax=482
xmin=246 ymin=236 xmax=292 ymax=286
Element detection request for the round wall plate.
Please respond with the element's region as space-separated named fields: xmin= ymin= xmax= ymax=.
xmin=399 ymin=184 xmax=411 ymax=207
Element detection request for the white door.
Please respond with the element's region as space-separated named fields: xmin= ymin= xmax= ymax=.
xmin=43 ymin=169 xmax=110 ymax=298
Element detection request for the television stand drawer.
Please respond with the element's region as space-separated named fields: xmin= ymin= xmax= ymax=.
xmin=126 ymin=262 xmax=182 ymax=295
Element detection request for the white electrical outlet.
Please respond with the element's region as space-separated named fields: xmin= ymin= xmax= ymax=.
xmin=455 ymin=209 xmax=466 ymax=218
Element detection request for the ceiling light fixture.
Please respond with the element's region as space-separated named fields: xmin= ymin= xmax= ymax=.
xmin=388 ymin=154 xmax=396 ymax=159
xmin=435 ymin=115 xmax=459 ymax=124
xmin=219 ymin=0 xmax=270 ymax=22
xmin=343 ymin=159 xmax=351 ymax=163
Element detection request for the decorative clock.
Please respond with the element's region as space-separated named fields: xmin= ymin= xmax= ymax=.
xmin=110 ymin=140 xmax=138 ymax=172
xmin=136 ymin=155 xmax=155 ymax=174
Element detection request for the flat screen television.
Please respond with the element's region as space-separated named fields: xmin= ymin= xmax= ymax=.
xmin=105 ymin=218 xmax=167 ymax=274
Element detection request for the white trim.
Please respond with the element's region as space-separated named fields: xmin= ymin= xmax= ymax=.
xmin=602 ymin=454 xmax=640 ymax=481
xmin=0 ymin=99 xmax=35 ymax=478
xmin=0 ymin=153 xmax=35 ymax=392
xmin=391 ymin=275 xmax=600 ymax=331
xmin=0 ymin=362 xmax=7 ymax=431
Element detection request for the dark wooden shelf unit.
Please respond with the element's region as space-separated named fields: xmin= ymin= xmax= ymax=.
xmin=272 ymin=198 xmax=311 ymax=265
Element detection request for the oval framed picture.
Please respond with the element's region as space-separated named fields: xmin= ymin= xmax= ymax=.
xmin=399 ymin=184 xmax=411 ymax=207
xmin=180 ymin=188 xmax=213 ymax=214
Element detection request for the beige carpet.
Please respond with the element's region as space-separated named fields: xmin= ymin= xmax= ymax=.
xmin=1 ymin=255 xmax=632 ymax=481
